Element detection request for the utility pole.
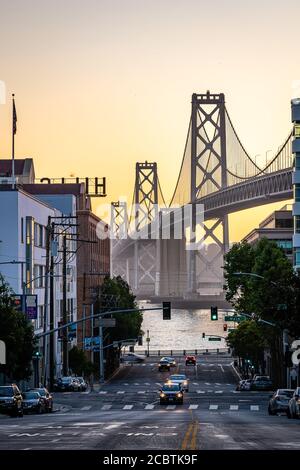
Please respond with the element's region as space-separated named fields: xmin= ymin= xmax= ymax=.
xmin=49 ymin=222 xmax=55 ymax=390
xmin=62 ymin=235 xmax=68 ymax=376
xmin=42 ymin=217 xmax=51 ymax=386
xmin=99 ymin=324 xmax=104 ymax=382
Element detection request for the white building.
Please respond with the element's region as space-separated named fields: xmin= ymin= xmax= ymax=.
xmin=0 ymin=186 xmax=77 ymax=382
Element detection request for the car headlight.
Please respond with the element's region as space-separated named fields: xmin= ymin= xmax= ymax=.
xmin=160 ymin=393 xmax=165 ymax=397
xmin=177 ymin=393 xmax=182 ymax=398
xmin=183 ymin=381 xmax=188 ymax=385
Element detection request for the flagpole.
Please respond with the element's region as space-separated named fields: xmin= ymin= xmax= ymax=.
xmin=12 ymin=93 xmax=15 ymax=189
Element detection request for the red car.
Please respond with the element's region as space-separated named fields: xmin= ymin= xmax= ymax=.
xmin=185 ymin=355 xmax=196 ymax=366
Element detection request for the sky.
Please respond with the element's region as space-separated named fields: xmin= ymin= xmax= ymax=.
xmin=0 ymin=0 xmax=298 ymax=241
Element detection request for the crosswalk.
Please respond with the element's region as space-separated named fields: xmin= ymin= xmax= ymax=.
xmin=81 ymin=403 xmax=261 ymax=412
xmin=97 ymin=388 xmax=238 ymax=395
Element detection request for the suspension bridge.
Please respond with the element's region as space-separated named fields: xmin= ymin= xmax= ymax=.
xmin=110 ymin=91 xmax=293 ymax=304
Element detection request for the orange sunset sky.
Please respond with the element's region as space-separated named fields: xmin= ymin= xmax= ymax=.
xmin=0 ymin=0 xmax=299 ymax=241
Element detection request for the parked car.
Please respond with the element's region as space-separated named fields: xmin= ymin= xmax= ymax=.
xmin=120 ymin=353 xmax=145 ymax=363
xmin=159 ymin=383 xmax=183 ymax=405
xmin=268 ymin=389 xmax=294 ymax=415
xmin=287 ymin=387 xmax=300 ymax=419
xmin=0 ymin=385 xmax=23 ymax=417
xmin=168 ymin=374 xmax=189 ymax=392
xmin=158 ymin=359 xmax=171 ymax=372
xmin=29 ymin=387 xmax=53 ymax=412
xmin=22 ymin=391 xmax=46 ymax=414
xmin=185 ymin=355 xmax=196 ymax=366
xmin=76 ymin=377 xmax=88 ymax=391
xmin=236 ymin=379 xmax=252 ymax=391
xmin=54 ymin=377 xmax=80 ymax=392
xmin=251 ymin=376 xmax=273 ymax=391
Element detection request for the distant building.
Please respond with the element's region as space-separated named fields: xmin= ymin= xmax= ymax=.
xmin=242 ymin=205 xmax=293 ymax=262
xmin=0 ymin=158 xmax=35 ymax=184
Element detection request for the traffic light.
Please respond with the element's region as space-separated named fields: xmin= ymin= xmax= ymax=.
xmin=163 ymin=301 xmax=171 ymax=320
xmin=210 ymin=306 xmax=218 ymax=321
xmin=202 ymin=332 xmax=205 ymax=339
xmin=223 ymin=323 xmax=227 ymax=332
xmin=138 ymin=335 xmax=143 ymax=346
xmin=33 ymin=350 xmax=42 ymax=360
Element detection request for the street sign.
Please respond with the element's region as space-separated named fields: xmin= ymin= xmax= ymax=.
xmin=224 ymin=315 xmax=245 ymax=322
xmin=208 ymin=337 xmax=222 ymax=341
xmin=24 ymin=295 xmax=38 ymax=320
xmin=146 ymin=337 xmax=150 ymax=342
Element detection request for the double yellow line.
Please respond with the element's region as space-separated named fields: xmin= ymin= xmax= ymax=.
xmin=181 ymin=420 xmax=198 ymax=450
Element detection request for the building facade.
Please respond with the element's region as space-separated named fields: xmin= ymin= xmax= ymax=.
xmin=291 ymin=98 xmax=300 ymax=272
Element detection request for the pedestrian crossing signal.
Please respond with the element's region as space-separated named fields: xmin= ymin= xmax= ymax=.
xmin=211 ymin=306 xmax=218 ymax=321
xmin=163 ymin=301 xmax=171 ymax=320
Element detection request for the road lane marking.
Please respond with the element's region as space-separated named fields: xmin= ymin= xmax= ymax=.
xmin=219 ymin=365 xmax=225 ymax=373
xmin=138 ymin=391 xmax=145 ymax=394
xmin=197 ymin=391 xmax=205 ymax=394
xmin=209 ymin=405 xmax=218 ymax=410
xmin=205 ymin=382 xmax=211 ymax=385
xmin=181 ymin=423 xmax=193 ymax=450
xmin=193 ymin=383 xmax=199 ymax=385
xmin=145 ymin=404 xmax=155 ymax=410
xmin=101 ymin=404 xmax=112 ymax=410
xmin=215 ymin=391 xmax=223 ymax=394
xmin=215 ymin=383 xmax=221 ymax=385
xmin=134 ymin=383 xmax=140 ymax=385
xmin=123 ymin=405 xmax=133 ymax=410
xmin=166 ymin=405 xmax=176 ymax=410
xmin=80 ymin=406 xmax=92 ymax=411
xmin=117 ymin=391 xmax=125 ymax=394
xmin=190 ymin=421 xmax=198 ymax=449
xmin=189 ymin=405 xmax=198 ymax=410
xmin=99 ymin=391 xmax=107 ymax=394
xmin=250 ymin=405 xmax=259 ymax=411
xmin=145 ymin=383 xmax=150 ymax=386
xmin=230 ymin=405 xmax=239 ymax=411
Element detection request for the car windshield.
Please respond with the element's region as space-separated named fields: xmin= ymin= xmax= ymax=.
xmin=34 ymin=389 xmax=46 ymax=396
xmin=61 ymin=378 xmax=72 ymax=383
xmin=0 ymin=387 xmax=13 ymax=396
xmin=76 ymin=378 xmax=84 ymax=383
xmin=170 ymin=375 xmax=186 ymax=380
xmin=162 ymin=384 xmax=180 ymax=392
xmin=160 ymin=360 xmax=169 ymax=364
xmin=23 ymin=392 xmax=39 ymax=399
xmin=278 ymin=390 xmax=294 ymax=398
xmin=255 ymin=376 xmax=270 ymax=381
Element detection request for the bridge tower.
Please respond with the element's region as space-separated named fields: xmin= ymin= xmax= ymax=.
xmin=189 ymin=91 xmax=229 ymax=295
xmin=134 ymin=162 xmax=159 ymax=295
xmin=110 ymin=201 xmax=129 ymax=281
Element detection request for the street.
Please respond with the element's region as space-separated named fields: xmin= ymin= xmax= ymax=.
xmin=0 ymin=355 xmax=299 ymax=450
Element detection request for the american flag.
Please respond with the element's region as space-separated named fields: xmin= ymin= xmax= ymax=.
xmin=13 ymin=95 xmax=17 ymax=135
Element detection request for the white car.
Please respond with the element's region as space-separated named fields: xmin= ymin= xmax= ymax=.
xmin=167 ymin=374 xmax=189 ymax=392
xmin=287 ymin=387 xmax=300 ymax=419
xmin=120 ymin=353 xmax=145 ymax=363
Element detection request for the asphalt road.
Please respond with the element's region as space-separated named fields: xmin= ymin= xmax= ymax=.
xmin=0 ymin=356 xmax=299 ymax=450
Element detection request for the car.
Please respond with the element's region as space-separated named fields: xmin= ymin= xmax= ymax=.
xmin=185 ymin=355 xmax=196 ymax=366
xmin=236 ymin=379 xmax=252 ymax=391
xmin=159 ymin=383 xmax=183 ymax=405
xmin=158 ymin=359 xmax=171 ymax=372
xmin=54 ymin=377 xmax=80 ymax=392
xmin=162 ymin=356 xmax=176 ymax=367
xmin=167 ymin=374 xmax=189 ymax=392
xmin=251 ymin=376 xmax=273 ymax=391
xmin=268 ymin=389 xmax=294 ymax=415
xmin=120 ymin=353 xmax=145 ymax=363
xmin=22 ymin=391 xmax=46 ymax=414
xmin=29 ymin=387 xmax=53 ymax=412
xmin=75 ymin=377 xmax=88 ymax=392
xmin=0 ymin=385 xmax=23 ymax=417
xmin=287 ymin=387 xmax=300 ymax=419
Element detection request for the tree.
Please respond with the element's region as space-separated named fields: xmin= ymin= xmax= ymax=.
xmin=69 ymin=346 xmax=97 ymax=377
xmin=0 ymin=274 xmax=36 ymax=381
xmin=224 ymin=238 xmax=300 ymax=386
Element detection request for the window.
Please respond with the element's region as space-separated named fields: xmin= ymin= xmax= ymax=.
xmin=294 ymin=124 xmax=300 ymax=138
xmin=34 ymin=223 xmax=44 ymax=247
xmin=296 ymin=155 xmax=300 ymax=170
xmin=21 ymin=217 xmax=24 ymax=243
xmin=295 ymin=248 xmax=300 ymax=266
xmin=38 ymin=305 xmax=44 ymax=329
xmin=295 ymin=216 xmax=300 ymax=233
xmin=295 ymin=184 xmax=300 ymax=202
xmin=34 ymin=265 xmax=45 ymax=288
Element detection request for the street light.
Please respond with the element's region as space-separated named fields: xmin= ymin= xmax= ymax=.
xmin=265 ymin=149 xmax=272 ymax=167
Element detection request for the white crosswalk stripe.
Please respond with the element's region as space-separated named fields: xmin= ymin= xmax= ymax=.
xmin=145 ymin=383 xmax=150 ymax=386
xmin=117 ymin=391 xmax=125 ymax=394
xmin=197 ymin=390 xmax=205 ymax=394
xmin=230 ymin=405 xmax=239 ymax=411
xmin=134 ymin=383 xmax=140 ymax=386
xmin=189 ymin=404 xmax=198 ymax=410
xmin=209 ymin=405 xmax=218 ymax=410
xmin=80 ymin=406 xmax=91 ymax=411
xmin=215 ymin=391 xmax=223 ymax=394
xmin=138 ymin=391 xmax=145 ymax=394
xmin=193 ymin=383 xmax=199 ymax=385
xmin=215 ymin=383 xmax=221 ymax=385
xmin=123 ymin=405 xmax=133 ymax=410
xmin=205 ymin=382 xmax=211 ymax=385
xmin=250 ymin=405 xmax=259 ymax=411
xmin=99 ymin=391 xmax=107 ymax=394
xmin=145 ymin=404 xmax=155 ymax=410
xmin=166 ymin=405 xmax=176 ymax=410
xmin=101 ymin=404 xmax=112 ymax=410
